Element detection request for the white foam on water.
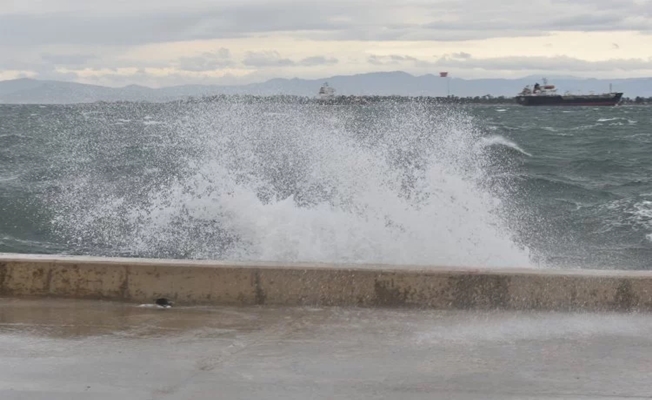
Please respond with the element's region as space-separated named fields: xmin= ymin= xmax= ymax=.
xmin=599 ymin=198 xmax=652 ymax=241
xmin=632 ymin=200 xmax=652 ymax=241
xmin=0 ymin=174 xmax=20 ymax=182
xmin=476 ymin=135 xmax=532 ymax=157
xmin=49 ymin=101 xmax=535 ymax=268
xmin=143 ymin=120 xmax=164 ymax=126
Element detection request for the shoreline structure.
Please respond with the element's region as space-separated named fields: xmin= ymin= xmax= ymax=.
xmin=2 ymin=253 xmax=652 ymax=311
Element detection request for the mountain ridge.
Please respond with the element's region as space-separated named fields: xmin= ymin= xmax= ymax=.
xmin=1 ymin=72 xmax=651 ymax=104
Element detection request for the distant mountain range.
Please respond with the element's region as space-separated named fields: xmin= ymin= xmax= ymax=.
xmin=1 ymin=72 xmax=651 ymax=104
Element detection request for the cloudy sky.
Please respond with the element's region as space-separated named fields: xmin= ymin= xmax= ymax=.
xmin=1 ymin=0 xmax=651 ymax=87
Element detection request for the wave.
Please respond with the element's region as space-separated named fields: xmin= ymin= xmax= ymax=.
xmin=45 ymin=102 xmax=535 ymax=268
xmin=476 ymin=135 xmax=532 ymax=157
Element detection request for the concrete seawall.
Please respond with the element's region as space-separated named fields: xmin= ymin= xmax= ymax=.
xmin=2 ymin=253 xmax=652 ymax=311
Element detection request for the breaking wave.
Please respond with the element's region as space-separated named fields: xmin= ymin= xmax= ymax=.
xmin=46 ymin=101 xmax=535 ymax=268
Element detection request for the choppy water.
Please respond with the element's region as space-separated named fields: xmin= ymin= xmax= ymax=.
xmin=1 ymin=101 xmax=651 ymax=270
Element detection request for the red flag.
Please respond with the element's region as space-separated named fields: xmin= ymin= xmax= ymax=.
xmin=439 ymin=72 xmax=448 ymax=77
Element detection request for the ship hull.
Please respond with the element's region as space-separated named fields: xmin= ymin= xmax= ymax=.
xmin=516 ymin=92 xmax=623 ymax=107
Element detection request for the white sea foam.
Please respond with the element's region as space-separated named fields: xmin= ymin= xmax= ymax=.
xmin=476 ymin=135 xmax=532 ymax=157
xmin=601 ymin=198 xmax=652 ymax=241
xmin=49 ymin=101 xmax=535 ymax=268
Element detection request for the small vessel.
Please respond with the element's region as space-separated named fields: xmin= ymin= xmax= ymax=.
xmin=515 ymin=78 xmax=623 ymax=107
xmin=318 ymin=82 xmax=336 ymax=100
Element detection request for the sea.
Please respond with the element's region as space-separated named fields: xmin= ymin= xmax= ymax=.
xmin=1 ymin=100 xmax=651 ymax=270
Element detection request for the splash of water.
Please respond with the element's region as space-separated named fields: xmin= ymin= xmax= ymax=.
xmin=47 ymin=100 xmax=535 ymax=268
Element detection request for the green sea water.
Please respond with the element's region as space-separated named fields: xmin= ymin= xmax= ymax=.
xmin=1 ymin=101 xmax=651 ymax=269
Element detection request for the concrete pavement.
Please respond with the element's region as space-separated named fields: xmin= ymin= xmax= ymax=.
xmin=1 ymin=298 xmax=652 ymax=399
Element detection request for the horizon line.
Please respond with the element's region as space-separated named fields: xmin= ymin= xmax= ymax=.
xmin=2 ymin=71 xmax=650 ymax=90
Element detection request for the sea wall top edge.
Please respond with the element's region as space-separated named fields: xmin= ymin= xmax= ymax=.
xmin=1 ymin=253 xmax=650 ymax=278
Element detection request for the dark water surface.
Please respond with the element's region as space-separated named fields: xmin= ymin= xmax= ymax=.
xmin=1 ymin=101 xmax=651 ymax=270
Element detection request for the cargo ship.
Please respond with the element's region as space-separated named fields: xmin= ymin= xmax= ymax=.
xmin=515 ymin=78 xmax=623 ymax=106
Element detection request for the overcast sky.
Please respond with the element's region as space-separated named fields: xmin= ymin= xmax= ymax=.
xmin=1 ymin=0 xmax=651 ymax=87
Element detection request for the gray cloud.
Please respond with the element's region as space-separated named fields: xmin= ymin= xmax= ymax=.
xmin=0 ymin=0 xmax=650 ymax=48
xmin=241 ymin=51 xmax=337 ymax=67
xmin=0 ymin=3 xmax=350 ymax=46
xmin=78 ymin=68 xmax=246 ymax=87
xmin=451 ymin=52 xmax=471 ymax=60
xmin=367 ymin=52 xmax=652 ymax=72
xmin=243 ymin=51 xmax=295 ymax=67
xmin=1 ymin=0 xmax=651 ymax=86
xmin=368 ymin=55 xmax=418 ymax=66
xmin=0 ymin=58 xmax=32 ymax=70
xmin=40 ymin=53 xmax=97 ymax=66
xmin=0 ymin=51 xmax=96 ymax=77
xmin=433 ymin=55 xmax=652 ymax=72
xmin=298 ymin=56 xmax=338 ymax=66
xmin=176 ymin=48 xmax=234 ymax=71
xmin=30 ymin=63 xmax=79 ymax=82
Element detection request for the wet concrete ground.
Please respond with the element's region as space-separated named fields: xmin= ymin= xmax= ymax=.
xmin=1 ymin=298 xmax=652 ymax=399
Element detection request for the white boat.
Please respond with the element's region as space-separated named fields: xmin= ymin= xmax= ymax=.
xmin=318 ymin=82 xmax=336 ymax=100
